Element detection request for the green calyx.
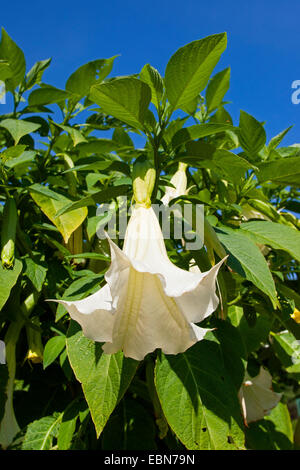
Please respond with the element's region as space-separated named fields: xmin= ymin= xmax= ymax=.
xmin=132 ymin=156 xmax=156 ymax=207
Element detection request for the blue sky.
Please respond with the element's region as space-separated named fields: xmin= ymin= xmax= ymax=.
xmin=1 ymin=0 xmax=299 ymax=146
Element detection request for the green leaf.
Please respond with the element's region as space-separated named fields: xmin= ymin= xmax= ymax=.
xmin=240 ymin=220 xmax=300 ymax=263
xmin=102 ymin=397 xmax=157 ymax=450
xmin=55 ymin=274 xmax=103 ymax=321
xmin=257 ymin=157 xmax=300 ymax=187
xmin=268 ymin=126 xmax=293 ymax=151
xmin=271 ymin=330 xmax=300 ymax=369
xmin=29 ymin=183 xmax=62 ymax=201
xmin=0 ymin=28 xmax=26 ymax=92
xmin=22 ymin=414 xmax=61 ymax=450
xmin=57 ymin=400 xmax=84 ymax=450
xmin=65 ymin=158 xmax=130 ymax=175
xmin=90 ymin=77 xmax=151 ymax=130
xmin=66 ymin=321 xmax=138 ymax=437
xmin=0 ymin=145 xmax=27 ymax=162
xmin=0 ymin=60 xmax=13 ymax=82
xmin=245 ymin=403 xmax=293 ymax=450
xmin=66 ymin=57 xmax=117 ymax=98
xmin=0 ymin=259 xmax=22 ymax=310
xmin=25 ymin=58 xmax=51 ymax=90
xmin=0 ymin=118 xmax=41 ymax=144
xmin=43 ymin=335 xmax=66 ymax=369
xmin=56 ymin=124 xmax=87 ymax=147
xmin=4 ymin=150 xmax=36 ymax=169
xmin=30 ymin=190 xmax=88 ymax=243
xmin=23 ymin=257 xmax=47 ymax=292
xmin=206 ymin=67 xmax=230 ymax=113
xmin=77 ymin=138 xmax=122 ymax=156
xmin=140 ymin=64 xmax=164 ymax=110
xmin=55 ymin=184 xmax=131 ymax=217
xmin=172 ymin=123 xmax=235 ymax=148
xmin=178 ymin=148 xmax=253 ymax=184
xmin=238 ymin=111 xmax=266 ymax=160
xmin=215 ymin=226 xmax=278 ymax=307
xmin=165 ymin=33 xmax=227 ymax=112
xmin=228 ymin=306 xmax=273 ymax=354
xmin=112 ymin=128 xmax=134 ymax=148
xmin=211 ymin=318 xmax=246 ymax=389
xmin=28 ymin=85 xmax=70 ymax=106
xmin=155 ymin=337 xmax=244 ymax=450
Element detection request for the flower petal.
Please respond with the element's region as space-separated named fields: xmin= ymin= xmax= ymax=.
xmin=102 ymin=268 xmax=206 ymax=360
xmin=174 ymin=259 xmax=225 ymax=323
xmin=238 ymin=368 xmax=282 ymax=424
xmin=50 ymin=284 xmax=115 ymax=342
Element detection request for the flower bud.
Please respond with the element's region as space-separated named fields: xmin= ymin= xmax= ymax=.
xmin=132 ymin=156 xmax=156 ymax=207
xmin=25 ymin=317 xmax=44 ymax=364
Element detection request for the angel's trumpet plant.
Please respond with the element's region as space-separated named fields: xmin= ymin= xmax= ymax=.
xmin=238 ymin=367 xmax=282 ymax=426
xmin=52 ymin=158 xmax=226 ymax=361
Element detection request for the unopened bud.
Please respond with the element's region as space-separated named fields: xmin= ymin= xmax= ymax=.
xmin=132 ymin=156 xmax=156 ymax=207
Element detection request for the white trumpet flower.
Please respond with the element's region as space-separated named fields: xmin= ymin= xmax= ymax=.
xmin=53 ymin=205 xmax=225 ymax=361
xmin=238 ymin=367 xmax=282 ymax=426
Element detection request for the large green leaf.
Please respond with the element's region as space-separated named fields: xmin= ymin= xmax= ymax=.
xmin=177 ymin=148 xmax=253 ymax=184
xmin=0 ymin=259 xmax=22 ymax=310
xmin=215 ymin=226 xmax=278 ymax=307
xmin=171 ymin=123 xmax=235 ymax=148
xmin=165 ymin=33 xmax=227 ymax=113
xmin=90 ymin=77 xmax=151 ymax=130
xmin=205 ymin=67 xmax=230 ymax=114
xmin=30 ymin=190 xmax=87 ymax=243
xmin=28 ymin=85 xmax=70 ymax=106
xmin=257 ymin=156 xmax=300 ymax=187
xmin=0 ymin=119 xmax=41 ymax=144
xmin=240 ymin=220 xmax=300 ymax=262
xmin=66 ymin=57 xmax=117 ymax=98
xmin=66 ymin=321 xmax=139 ymax=437
xmin=0 ymin=28 xmax=26 ymax=92
xmin=238 ymin=111 xmax=266 ymax=160
xmin=155 ymin=336 xmax=245 ymax=450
